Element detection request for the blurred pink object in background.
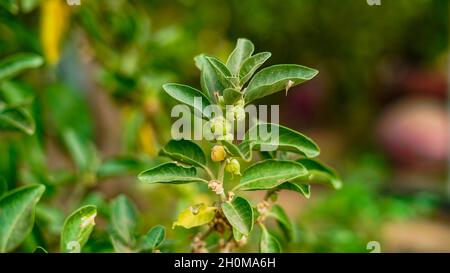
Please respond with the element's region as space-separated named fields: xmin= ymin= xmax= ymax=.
xmin=377 ymin=97 xmax=449 ymax=169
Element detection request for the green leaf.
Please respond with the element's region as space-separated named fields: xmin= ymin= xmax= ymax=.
xmin=276 ymin=182 xmax=310 ymax=198
xmin=259 ymin=224 xmax=281 ymax=253
xmin=0 ymin=0 xmax=19 ymax=14
xmin=159 ymin=139 xmax=207 ymax=169
xmin=236 ymin=160 xmax=307 ymax=191
xmin=242 ymin=123 xmax=320 ymax=158
xmin=0 ymin=104 xmax=35 ymax=135
xmin=33 ymin=246 xmax=48 ymax=253
xmin=220 ymin=140 xmax=252 ymax=162
xmin=110 ymin=233 xmax=132 ymax=253
xmin=62 ymin=129 xmax=98 ymax=172
xmin=194 ymin=54 xmax=225 ymax=100
xmin=221 ymin=196 xmax=254 ymax=235
xmin=226 ymin=38 xmax=254 ymax=76
xmin=138 ymin=162 xmax=208 ymax=184
xmin=205 ymin=56 xmax=235 ymax=88
xmin=0 ymin=53 xmax=44 ymax=82
xmin=162 ymin=83 xmax=212 ymax=116
xmin=294 ymin=159 xmax=342 ymax=189
xmin=268 ymin=205 xmax=295 ymax=240
xmin=223 ymin=88 xmax=242 ymax=105
xmin=21 ymin=0 xmax=40 ymax=13
xmin=35 ymin=204 xmax=65 ymax=235
xmin=244 ymin=64 xmax=318 ymax=103
xmin=97 ymin=157 xmax=143 ymax=178
xmin=172 ymin=204 xmax=216 ymax=229
xmin=0 ymin=177 xmax=7 ymax=198
xmin=111 ymin=195 xmax=139 ymax=246
xmin=239 ymin=52 xmax=271 ymax=86
xmin=60 ymin=205 xmax=97 ymax=253
xmin=139 ymin=225 xmax=165 ymax=251
xmin=0 ymin=184 xmax=45 ymax=253
xmin=232 ymin=227 xmax=244 ymax=242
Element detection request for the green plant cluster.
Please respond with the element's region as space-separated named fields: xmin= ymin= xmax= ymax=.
xmin=137 ymin=39 xmax=342 ymax=253
xmin=0 ymin=39 xmax=341 ymax=253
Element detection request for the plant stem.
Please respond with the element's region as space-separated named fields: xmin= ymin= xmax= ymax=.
xmin=198 ymin=225 xmax=214 ymax=240
xmin=264 ymin=189 xmax=277 ymax=201
xmin=217 ymin=161 xmax=227 ymax=201
xmin=204 ymin=166 xmax=216 ymax=181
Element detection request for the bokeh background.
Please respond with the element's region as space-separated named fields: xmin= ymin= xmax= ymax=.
xmin=0 ymin=0 xmax=448 ymax=252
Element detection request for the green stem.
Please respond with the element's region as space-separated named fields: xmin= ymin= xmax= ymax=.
xmin=204 ymin=166 xmax=216 ymax=181
xmin=264 ymin=189 xmax=277 ymax=201
xmin=217 ymin=161 xmax=227 ymax=201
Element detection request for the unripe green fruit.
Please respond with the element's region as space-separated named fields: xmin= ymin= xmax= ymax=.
xmin=233 ymin=105 xmax=245 ymax=121
xmin=225 ymin=158 xmax=241 ymax=175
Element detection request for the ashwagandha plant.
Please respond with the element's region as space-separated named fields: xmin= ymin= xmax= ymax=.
xmin=137 ymin=38 xmax=342 ymax=253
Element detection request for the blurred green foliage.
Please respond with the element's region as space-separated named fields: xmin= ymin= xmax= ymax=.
xmin=0 ymin=0 xmax=447 ymax=252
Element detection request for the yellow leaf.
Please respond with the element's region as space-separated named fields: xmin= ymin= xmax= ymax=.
xmin=172 ymin=204 xmax=217 ymax=229
xmin=40 ymin=0 xmax=70 ymax=65
xmin=139 ymin=122 xmax=157 ymax=156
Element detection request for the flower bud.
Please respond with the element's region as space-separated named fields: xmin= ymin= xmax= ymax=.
xmin=235 ymin=99 xmax=245 ymax=107
xmin=210 ymin=116 xmax=231 ymax=136
xmin=217 ymin=133 xmax=233 ymax=141
xmin=225 ymin=158 xmax=241 ymax=176
xmin=211 ymin=145 xmax=226 ymax=162
xmin=218 ymin=96 xmax=225 ymax=107
xmin=233 ymin=105 xmax=245 ymax=121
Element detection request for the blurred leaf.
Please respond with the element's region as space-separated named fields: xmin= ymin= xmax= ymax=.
xmin=0 ymin=0 xmax=18 ymax=14
xmin=268 ymin=205 xmax=295 ymax=240
xmin=239 ymin=52 xmax=271 ymax=86
xmin=44 ymin=84 xmax=93 ymax=138
xmin=244 ymin=64 xmax=318 ymax=103
xmin=21 ymin=0 xmax=40 ymax=13
xmin=159 ymin=139 xmax=207 ymax=169
xmin=60 ymin=205 xmax=97 ymax=253
xmin=0 ymin=184 xmax=45 ymax=253
xmin=0 ymin=103 xmax=35 ymax=134
xmin=236 ymin=160 xmax=307 ymax=191
xmin=222 ymin=196 xmax=253 ymax=235
xmin=110 ymin=233 xmax=132 ymax=253
xmin=0 ymin=80 xmax=34 ymax=105
xmin=111 ymin=195 xmax=139 ymax=246
xmin=139 ymin=225 xmax=165 ymax=251
xmin=0 ymin=177 xmax=7 ymax=198
xmin=97 ymin=157 xmax=142 ymax=178
xmin=226 ymin=38 xmax=254 ymax=75
xmin=259 ymin=224 xmax=281 ymax=253
xmin=138 ymin=162 xmax=208 ymax=185
xmin=62 ymin=129 xmax=98 ymax=173
xmin=172 ymin=204 xmax=216 ymax=229
xmin=295 ymin=159 xmax=342 ymax=189
xmin=0 ymin=53 xmax=43 ymax=82
xmin=36 ymin=204 xmax=65 ymax=235
xmin=33 ymin=246 xmax=48 ymax=253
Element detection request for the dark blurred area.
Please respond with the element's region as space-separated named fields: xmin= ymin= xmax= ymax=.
xmin=0 ymin=0 xmax=448 ymax=252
